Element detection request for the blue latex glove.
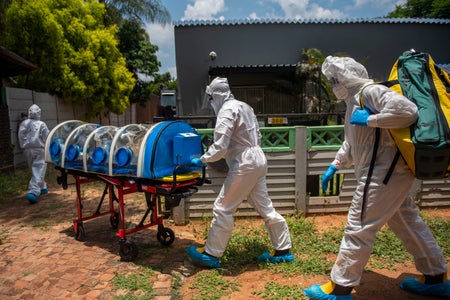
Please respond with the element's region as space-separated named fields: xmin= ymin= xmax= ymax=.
xmin=191 ymin=157 xmax=205 ymax=167
xmin=322 ymin=164 xmax=338 ymax=192
xmin=350 ymin=107 xmax=372 ymax=126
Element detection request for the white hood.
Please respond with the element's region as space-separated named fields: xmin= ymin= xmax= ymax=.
xmin=205 ymin=77 xmax=234 ymax=115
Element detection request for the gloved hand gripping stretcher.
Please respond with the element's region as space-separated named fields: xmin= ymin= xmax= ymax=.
xmin=45 ymin=120 xmax=209 ymax=261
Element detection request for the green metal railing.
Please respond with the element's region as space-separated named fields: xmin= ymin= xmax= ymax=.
xmin=306 ymin=125 xmax=344 ymax=150
xmin=197 ymin=125 xmax=344 ymax=152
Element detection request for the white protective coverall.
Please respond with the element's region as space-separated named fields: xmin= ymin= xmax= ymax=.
xmin=18 ymin=104 xmax=49 ymax=197
xmin=322 ymin=56 xmax=448 ymax=287
xmin=200 ymin=77 xmax=292 ymax=258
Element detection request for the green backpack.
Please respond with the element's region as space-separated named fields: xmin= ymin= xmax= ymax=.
xmin=386 ymin=50 xmax=450 ymax=180
xmin=360 ymin=50 xmax=450 ymax=181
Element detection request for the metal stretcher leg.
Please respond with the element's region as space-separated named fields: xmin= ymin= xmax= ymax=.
xmin=72 ymin=176 xmax=119 ymax=241
xmin=116 ymin=191 xmax=175 ymax=261
xmin=73 ymin=175 xmax=85 ymax=241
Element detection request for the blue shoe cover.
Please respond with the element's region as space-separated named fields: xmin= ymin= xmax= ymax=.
xmin=40 ymin=188 xmax=48 ymax=195
xmin=258 ymin=251 xmax=295 ymax=263
xmin=26 ymin=193 xmax=38 ymax=204
xmin=303 ymin=284 xmax=352 ymax=300
xmin=185 ymin=246 xmax=221 ymax=268
xmin=400 ymin=278 xmax=450 ymax=297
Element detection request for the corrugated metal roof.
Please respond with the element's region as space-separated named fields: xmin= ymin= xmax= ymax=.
xmin=209 ymin=64 xmax=297 ymax=75
xmin=210 ymin=63 xmax=450 ymax=77
xmin=175 ymin=18 xmax=450 ymax=27
xmin=211 ymin=63 xmax=297 ymax=69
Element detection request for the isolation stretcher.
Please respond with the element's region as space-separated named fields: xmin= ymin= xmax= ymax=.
xmin=45 ymin=120 xmax=208 ymax=261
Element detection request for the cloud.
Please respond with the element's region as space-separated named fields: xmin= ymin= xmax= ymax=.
xmin=182 ymin=0 xmax=226 ymax=20
xmin=249 ymin=12 xmax=259 ymax=19
xmin=276 ymin=0 xmax=344 ymax=19
xmin=354 ymin=0 xmax=405 ymax=8
xmin=350 ymin=0 xmax=405 ymax=17
xmin=145 ymin=23 xmax=176 ymax=77
xmin=146 ymin=23 xmax=174 ymax=47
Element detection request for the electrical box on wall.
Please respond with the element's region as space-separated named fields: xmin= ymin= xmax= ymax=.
xmin=161 ymin=90 xmax=176 ymax=106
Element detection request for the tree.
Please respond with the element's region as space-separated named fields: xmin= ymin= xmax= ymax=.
xmin=103 ymin=0 xmax=170 ymax=26
xmin=0 ymin=0 xmax=13 ymax=34
xmin=117 ymin=19 xmax=160 ymax=104
xmin=102 ymin=1 xmax=172 ymax=103
xmin=148 ymin=72 xmax=177 ymax=95
xmin=387 ymin=0 xmax=450 ymax=18
xmin=2 ymin=0 xmax=135 ymax=118
xmin=118 ymin=19 xmax=160 ymax=76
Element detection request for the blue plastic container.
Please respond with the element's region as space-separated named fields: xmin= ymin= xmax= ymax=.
xmin=139 ymin=121 xmax=203 ymax=179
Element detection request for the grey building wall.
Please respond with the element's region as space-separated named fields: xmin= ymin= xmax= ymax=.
xmin=174 ymin=18 xmax=450 ymax=117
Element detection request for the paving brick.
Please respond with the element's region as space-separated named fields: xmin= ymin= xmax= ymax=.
xmin=0 ymin=185 xmax=181 ymax=300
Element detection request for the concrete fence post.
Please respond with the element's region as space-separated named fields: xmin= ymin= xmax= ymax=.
xmin=295 ymin=126 xmax=307 ymax=214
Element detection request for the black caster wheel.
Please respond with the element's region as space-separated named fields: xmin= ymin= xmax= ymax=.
xmin=157 ymin=227 xmax=175 ymax=246
xmin=74 ymin=221 xmax=86 ymax=241
xmin=119 ymin=240 xmax=139 ymax=262
xmin=110 ymin=211 xmax=120 ymax=229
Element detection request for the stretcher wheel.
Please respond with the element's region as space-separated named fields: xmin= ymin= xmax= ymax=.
xmin=157 ymin=227 xmax=175 ymax=246
xmin=110 ymin=211 xmax=120 ymax=229
xmin=75 ymin=222 xmax=86 ymax=241
xmin=119 ymin=240 xmax=138 ymax=262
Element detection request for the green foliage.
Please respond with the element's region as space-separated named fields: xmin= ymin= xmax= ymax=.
xmin=109 ymin=3 xmax=173 ymax=104
xmin=116 ymin=18 xmax=163 ymax=104
xmin=104 ymin=0 xmax=171 ymax=26
xmin=369 ymin=226 xmax=412 ymax=269
xmin=148 ymin=72 xmax=177 ymax=95
xmin=387 ymin=0 xmax=450 ymax=18
xmin=113 ymin=267 xmax=155 ymax=299
xmin=422 ymin=214 xmax=450 ymax=256
xmin=0 ymin=168 xmax=29 ymax=200
xmin=118 ymin=19 xmax=160 ymax=76
xmin=222 ymin=225 xmax=269 ymax=269
xmin=3 ymin=0 xmax=135 ymax=118
xmin=190 ymin=269 xmax=240 ymax=300
xmin=253 ymin=282 xmax=306 ymax=300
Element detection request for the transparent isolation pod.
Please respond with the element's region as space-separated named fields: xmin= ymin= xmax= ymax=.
xmin=109 ymin=123 xmax=152 ymax=176
xmin=45 ymin=120 xmax=89 ymax=166
xmin=45 ymin=120 xmax=204 ymax=180
xmin=83 ymin=126 xmax=119 ymax=174
xmin=62 ymin=123 xmax=101 ymax=170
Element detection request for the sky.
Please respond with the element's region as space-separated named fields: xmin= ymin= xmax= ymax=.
xmin=146 ymin=0 xmax=406 ymax=79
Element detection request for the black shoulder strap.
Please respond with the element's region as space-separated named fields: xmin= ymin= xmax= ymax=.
xmin=383 ymin=150 xmax=401 ymax=184
xmin=379 ymin=80 xmax=399 ymax=88
xmin=361 ymin=127 xmax=380 ymax=225
xmin=371 ymin=80 xmax=401 ymax=184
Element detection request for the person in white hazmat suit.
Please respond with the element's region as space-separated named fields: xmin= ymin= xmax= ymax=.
xmin=186 ymin=77 xmax=294 ymax=268
xmin=303 ymin=56 xmax=449 ymax=299
xmin=18 ymin=104 xmax=50 ymax=204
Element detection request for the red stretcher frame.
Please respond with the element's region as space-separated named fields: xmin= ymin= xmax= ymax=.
xmin=54 ymin=166 xmax=208 ymax=261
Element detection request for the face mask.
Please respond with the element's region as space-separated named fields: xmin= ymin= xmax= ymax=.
xmin=332 ymin=85 xmax=348 ymax=99
xmin=210 ymin=97 xmax=221 ymax=115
